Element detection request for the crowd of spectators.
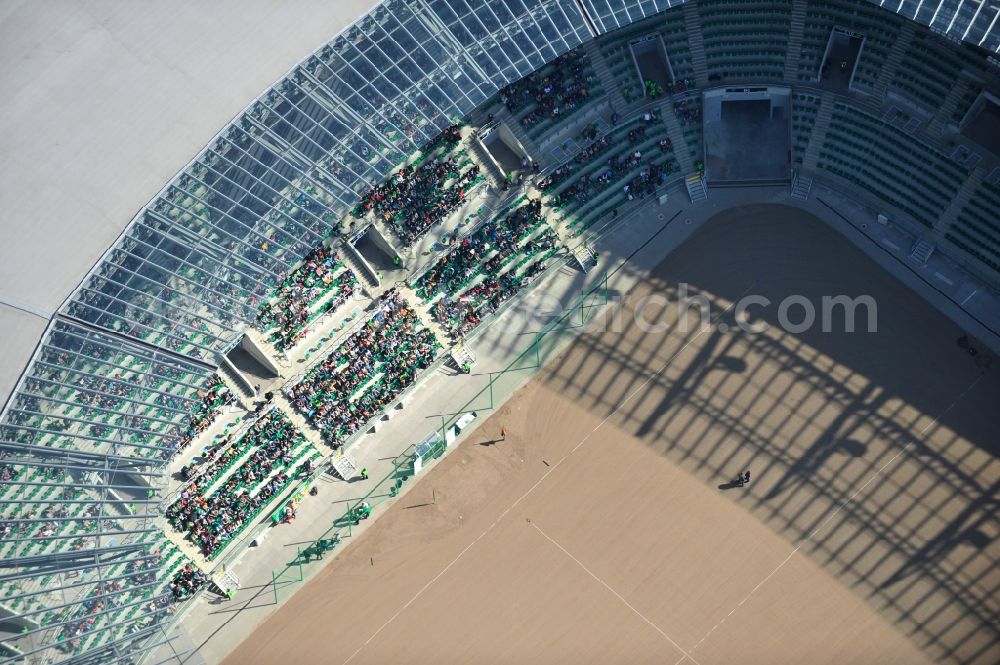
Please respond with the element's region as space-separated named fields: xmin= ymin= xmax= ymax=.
xmin=544 ymin=110 xmax=673 ymax=213
xmin=421 ymin=123 xmax=462 ymax=155
xmin=254 ymin=245 xmax=358 ymax=351
xmin=50 ymin=543 xmax=208 ymax=652
xmin=669 ymin=78 xmax=696 ymax=92
xmin=539 ymin=110 xmax=667 ymax=203
xmin=555 ymin=150 xmax=675 ymax=210
xmin=166 ymin=409 xmax=309 ymax=558
xmin=0 ymin=483 xmax=107 ymax=559
xmin=501 ymin=49 xmax=596 ymax=129
xmin=18 ymin=343 xmax=217 ymax=465
xmin=0 ymin=463 xmax=20 ymax=487
xmin=287 ymin=291 xmax=440 ymax=446
xmin=674 ymin=98 xmax=701 ymax=123
xmin=169 ymin=563 xmax=207 ymax=600
xmin=550 ymin=148 xmax=646 ymax=208
xmin=168 ymin=377 xmax=232 ymax=460
xmin=353 ymin=158 xmax=481 ymax=246
xmin=55 ymin=556 xmax=165 ymax=652
xmin=0 ymin=514 xmax=17 ymax=541
xmin=432 ymin=239 xmax=555 ymax=338
xmin=415 ymin=200 xmax=545 ymax=301
xmin=44 ymin=369 xmax=141 ymax=414
xmin=352 ymin=125 xmax=480 ymax=246
xmin=622 ymin=160 xmax=673 ymax=202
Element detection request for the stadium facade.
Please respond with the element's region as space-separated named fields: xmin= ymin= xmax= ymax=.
xmin=1 ymin=0 xmax=998 ymax=663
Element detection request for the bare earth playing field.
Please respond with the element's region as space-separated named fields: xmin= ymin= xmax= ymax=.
xmin=224 ymin=206 xmax=999 ymax=665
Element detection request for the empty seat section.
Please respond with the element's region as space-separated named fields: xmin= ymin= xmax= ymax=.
xmin=951 ymin=182 xmax=1000 ymax=271
xmin=818 ymin=104 xmax=967 ymax=228
xmin=698 ymin=0 xmax=792 ymax=81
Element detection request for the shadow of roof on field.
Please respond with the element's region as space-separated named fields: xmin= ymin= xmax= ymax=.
xmin=534 ymin=209 xmax=1000 ymax=665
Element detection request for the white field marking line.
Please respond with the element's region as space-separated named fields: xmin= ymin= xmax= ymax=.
xmin=340 ymin=285 xmax=755 ymax=665
xmin=687 ymin=371 xmax=987 ymax=655
xmin=685 ymin=546 xmax=801 ymax=658
xmin=530 ymin=521 xmax=701 ymax=665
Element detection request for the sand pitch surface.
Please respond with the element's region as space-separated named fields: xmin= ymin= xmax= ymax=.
xmin=224 ymin=206 xmax=999 ymax=665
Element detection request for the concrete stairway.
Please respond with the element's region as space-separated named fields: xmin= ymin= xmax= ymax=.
xmin=242 ymin=326 xmax=292 ymax=374
xmin=783 ymin=0 xmax=809 ymax=81
xmin=339 ymin=239 xmax=379 ymax=294
xmin=217 ymin=361 xmax=254 ymax=409
xmin=909 ymin=238 xmax=936 ymax=265
xmin=932 ymin=165 xmax=985 ymax=241
xmin=584 ymin=39 xmax=627 ymax=111
xmin=873 ymin=21 xmax=916 ymax=103
xmin=927 ymin=79 xmax=970 ymax=139
xmin=660 ymin=101 xmax=695 ymax=174
xmin=790 ymin=172 xmax=813 ymax=200
xmin=801 ymin=94 xmax=835 ymax=172
xmin=686 ymin=173 xmax=709 ymax=203
xmin=682 ymin=1 xmax=709 ymax=88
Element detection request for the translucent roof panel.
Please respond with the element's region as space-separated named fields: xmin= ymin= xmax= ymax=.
xmin=580 ymin=0 xmax=682 ymax=33
xmin=0 ymin=319 xmax=215 ymax=462
xmin=902 ymin=0 xmax=1000 ymax=53
xmin=0 ymin=320 xmax=215 ymax=663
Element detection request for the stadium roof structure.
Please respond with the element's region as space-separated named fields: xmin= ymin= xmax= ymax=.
xmin=1 ymin=0 xmax=998 ymax=663
xmin=3 ymin=0 xmax=1000 ymax=420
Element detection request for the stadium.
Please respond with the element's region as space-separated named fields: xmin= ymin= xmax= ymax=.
xmin=1 ymin=0 xmax=999 ymax=663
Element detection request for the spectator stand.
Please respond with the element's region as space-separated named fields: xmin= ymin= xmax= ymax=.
xmin=150 ymin=434 xmax=339 ymax=649
xmin=67 ymin=536 xmax=202 ymax=656
xmin=407 ymin=193 xmax=529 ymax=291
xmin=0 ymin=466 xmax=94 ymax=564
xmin=251 ymin=244 xmax=362 ymax=356
xmin=9 ymin=530 xmax=194 ymax=661
xmin=350 ymin=124 xmax=487 ymax=253
xmin=163 ymin=377 xmax=244 ymax=486
xmin=2 ymin=323 xmax=218 ymax=466
xmin=164 ymin=408 xmax=322 ymax=565
xmin=283 ymin=296 xmax=393 ymax=395
xmin=285 ymin=291 xmax=444 ymax=451
xmin=413 ymin=199 xmax=565 ymax=339
xmin=502 ymin=48 xmax=605 ymax=146
xmin=47 ymin=535 xmax=207 ymax=659
xmin=161 ymin=411 xmax=258 ymax=504
xmin=538 ymin=106 xmax=679 ymax=238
